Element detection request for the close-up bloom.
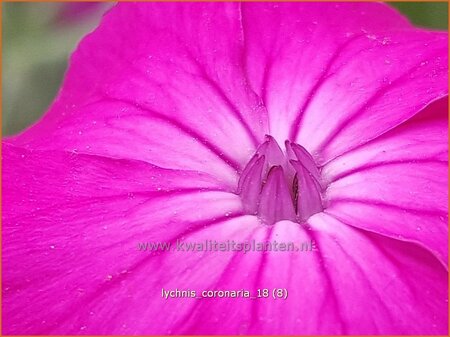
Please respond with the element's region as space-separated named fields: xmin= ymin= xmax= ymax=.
xmin=2 ymin=2 xmax=448 ymax=335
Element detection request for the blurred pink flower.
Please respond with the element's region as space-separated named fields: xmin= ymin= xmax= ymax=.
xmin=56 ymin=2 xmax=110 ymax=24
xmin=2 ymin=2 xmax=448 ymax=335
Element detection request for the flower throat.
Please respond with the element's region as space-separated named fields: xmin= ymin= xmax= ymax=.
xmin=238 ymin=135 xmax=323 ymax=225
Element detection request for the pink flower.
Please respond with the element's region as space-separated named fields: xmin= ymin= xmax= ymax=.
xmin=56 ymin=2 xmax=108 ymax=23
xmin=2 ymin=2 xmax=448 ymax=335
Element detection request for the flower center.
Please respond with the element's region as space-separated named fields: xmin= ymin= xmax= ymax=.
xmin=237 ymin=135 xmax=323 ymax=225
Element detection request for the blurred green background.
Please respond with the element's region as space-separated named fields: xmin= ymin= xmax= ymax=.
xmin=2 ymin=2 xmax=448 ymax=136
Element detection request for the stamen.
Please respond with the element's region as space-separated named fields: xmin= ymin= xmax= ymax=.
xmin=258 ymin=166 xmax=296 ymax=224
xmin=290 ymin=160 xmax=323 ymax=222
xmin=239 ymin=155 xmax=265 ymax=214
xmin=238 ymin=135 xmax=323 ymax=225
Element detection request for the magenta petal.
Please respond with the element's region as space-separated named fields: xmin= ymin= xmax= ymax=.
xmin=242 ymin=2 xmax=447 ymax=163
xmin=186 ymin=216 xmax=447 ymax=335
xmin=10 ymin=3 xmax=269 ymax=180
xmin=2 ymin=142 xmax=229 ymax=219
xmin=172 ymin=222 xmax=271 ymax=335
xmin=326 ymin=159 xmax=447 ymax=262
xmin=4 ymin=214 xmax=262 ymax=334
xmin=243 ymin=216 xmax=447 ymax=334
xmin=2 ymin=142 xmax=250 ymax=334
xmin=242 ymin=2 xmax=411 ymax=143
xmin=295 ymin=30 xmax=447 ymax=163
xmin=323 ymin=98 xmax=448 ymax=183
xmin=323 ymin=98 xmax=448 ymax=265
xmin=327 ymin=162 xmax=446 ymax=214
xmin=10 ymin=101 xmax=242 ymax=186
